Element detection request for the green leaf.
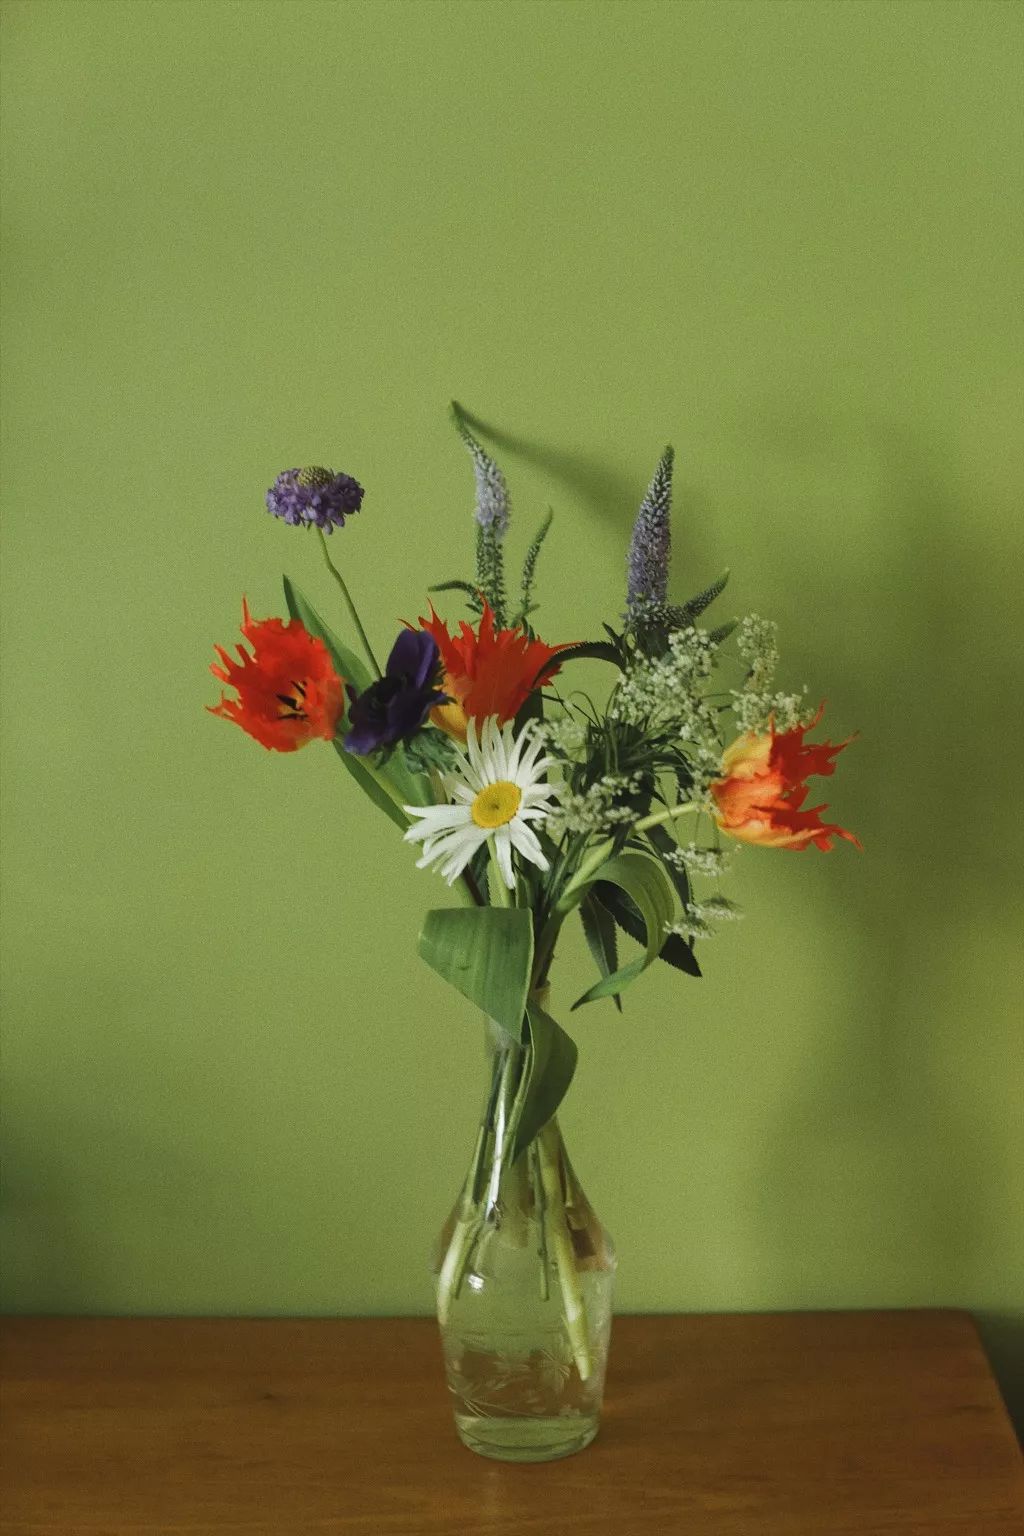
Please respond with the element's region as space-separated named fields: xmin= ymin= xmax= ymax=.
xmin=427 ymin=579 xmax=481 ymax=606
xmin=641 ymin=823 xmax=704 ymax=975
xmin=381 ymin=741 xmax=434 ymax=808
xmin=283 ymin=574 xmax=372 ymax=695
xmin=514 ymin=508 xmax=553 ymax=625
xmin=329 ymin=742 xmax=406 ymax=831
xmin=514 ymin=1001 xmax=578 ymax=1157
xmin=594 ymin=882 xmax=702 ymax=979
xmin=659 ymin=931 xmax=703 ymax=975
xmin=475 ymin=521 xmax=508 ymax=627
xmin=570 ymin=852 xmax=677 ymax=1008
xmin=418 ymin=908 xmax=534 ymax=1038
xmin=283 ymin=575 xmax=432 ymax=812
xmin=677 ymin=569 xmax=730 ymax=623
xmin=579 ymin=893 xmax=623 ymax=1011
xmin=645 ymin=822 xmax=692 ymax=910
xmin=401 ymin=727 xmax=458 ymax=776
xmin=515 ymin=687 xmax=545 ymax=730
xmin=531 ymin=639 xmax=622 ymax=689
xmin=627 ymin=574 xmax=732 ymax=657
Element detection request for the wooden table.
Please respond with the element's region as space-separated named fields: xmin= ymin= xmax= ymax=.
xmin=2 ymin=1312 xmax=1021 ymax=1535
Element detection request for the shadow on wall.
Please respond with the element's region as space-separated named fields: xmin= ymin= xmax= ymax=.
xmin=0 ymin=957 xmax=441 ymax=1318
xmin=477 ymin=410 xmax=1022 ymax=1427
xmin=0 ymin=958 xmax=233 ymax=1314
xmin=0 ymin=1086 xmax=207 ymax=1316
xmin=454 ymin=404 xmax=640 ymax=530
xmin=0 ymin=1110 xmax=98 ymax=1314
xmin=745 ymin=421 xmax=1022 ymax=1428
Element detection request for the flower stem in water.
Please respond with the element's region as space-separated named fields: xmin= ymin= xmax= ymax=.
xmin=537 ymin=1119 xmax=593 ymax=1381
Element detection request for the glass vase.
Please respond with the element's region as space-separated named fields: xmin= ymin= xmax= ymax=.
xmin=432 ymin=1019 xmax=616 ymax=1462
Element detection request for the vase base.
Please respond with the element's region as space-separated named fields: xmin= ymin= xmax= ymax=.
xmin=455 ymin=1412 xmax=600 ymax=1462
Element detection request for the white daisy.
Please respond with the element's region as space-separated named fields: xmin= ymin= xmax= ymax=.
xmin=403 ymin=716 xmax=556 ymax=888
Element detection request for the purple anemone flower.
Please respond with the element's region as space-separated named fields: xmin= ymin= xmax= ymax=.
xmin=344 ymin=630 xmax=448 ymax=755
xmin=266 ymin=466 xmax=364 ymax=533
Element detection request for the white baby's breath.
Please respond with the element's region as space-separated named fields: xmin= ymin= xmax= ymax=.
xmin=667 ymin=896 xmax=744 ymax=943
xmin=662 ymin=842 xmax=735 ymax=878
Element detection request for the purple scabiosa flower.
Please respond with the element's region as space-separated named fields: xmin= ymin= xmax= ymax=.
xmin=626 ymin=446 xmax=674 ymax=612
xmin=266 ymin=466 xmax=364 ymax=533
xmin=345 ymin=629 xmax=449 ymax=755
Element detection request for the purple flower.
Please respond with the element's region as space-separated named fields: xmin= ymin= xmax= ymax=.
xmin=266 ymin=466 xmax=364 ymax=533
xmin=452 ymin=410 xmax=510 ymax=536
xmin=345 ymin=630 xmax=448 ymax=755
xmin=626 ymin=447 xmax=674 ymax=611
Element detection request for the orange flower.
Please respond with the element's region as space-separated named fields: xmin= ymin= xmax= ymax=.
xmin=208 ymin=600 xmax=345 ymax=752
xmin=416 ymin=598 xmax=572 ymax=741
xmin=711 ymin=706 xmax=860 ymax=851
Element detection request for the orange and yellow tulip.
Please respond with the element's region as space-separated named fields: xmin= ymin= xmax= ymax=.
xmin=711 ymin=706 xmax=860 ymax=852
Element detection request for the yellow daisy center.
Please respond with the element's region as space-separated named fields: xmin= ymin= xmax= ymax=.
xmin=471 ymin=780 xmax=522 ymax=829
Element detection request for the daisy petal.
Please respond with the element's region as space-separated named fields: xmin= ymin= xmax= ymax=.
xmin=403 ymin=805 xmax=472 ymax=842
xmin=493 ymin=825 xmax=515 ymax=889
xmin=509 ymin=819 xmax=549 ymax=870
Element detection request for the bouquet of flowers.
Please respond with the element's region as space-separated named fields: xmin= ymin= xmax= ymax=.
xmin=208 ymin=405 xmax=858 ymax=1461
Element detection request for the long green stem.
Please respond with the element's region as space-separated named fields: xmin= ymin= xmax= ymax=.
xmin=537 ymin=1119 xmax=593 ymax=1381
xmin=633 ymin=800 xmax=701 ymax=836
xmin=436 ymin=1029 xmax=593 ymax=1382
xmin=554 ymin=800 xmax=701 ymax=915
xmin=436 ymin=1028 xmax=521 ymax=1322
xmin=489 ymin=845 xmax=514 ymax=908
xmin=482 ymin=1045 xmax=522 ymax=1215
xmin=452 ymin=869 xmax=484 ymax=908
xmin=554 ymin=840 xmax=612 ymax=914
xmin=436 ymin=1205 xmax=482 ymax=1327
xmin=532 ymin=912 xmax=564 ymax=994
xmin=317 ymin=529 xmax=382 ymax=679
xmin=530 ymin=1141 xmax=551 ymax=1302
xmin=351 ymin=753 xmax=408 ymax=815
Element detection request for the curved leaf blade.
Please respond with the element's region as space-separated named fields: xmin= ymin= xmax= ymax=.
xmin=283 ymin=575 xmax=432 ymax=811
xmin=645 ymin=823 xmax=692 ymax=909
xmin=595 ymin=881 xmax=701 ymax=979
xmin=514 ymin=1001 xmax=578 ymax=1157
xmin=570 ymin=852 xmax=677 ymax=1008
xmin=418 ymin=908 xmax=534 ymax=1038
xmin=331 ymin=742 xmax=407 ymax=831
xmin=283 ymin=575 xmax=372 ymax=695
xmin=530 ymin=639 xmax=623 ymax=691
xmin=427 ymin=579 xmax=481 ymax=604
xmin=579 ymin=892 xmax=623 ymax=1011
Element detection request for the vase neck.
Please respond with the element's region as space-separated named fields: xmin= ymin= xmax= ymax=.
xmin=475 ymin=1018 xmax=581 ymax=1229
xmin=482 ymin=1019 xmax=532 ymax=1170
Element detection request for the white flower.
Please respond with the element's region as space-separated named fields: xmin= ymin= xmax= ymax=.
xmin=403 ymin=717 xmax=556 ymax=888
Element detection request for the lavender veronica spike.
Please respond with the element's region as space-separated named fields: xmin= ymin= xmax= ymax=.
xmin=452 ymin=408 xmax=510 ymax=537
xmin=627 ymin=446 xmax=674 ymax=612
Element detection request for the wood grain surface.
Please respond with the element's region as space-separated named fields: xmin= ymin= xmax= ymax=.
xmin=2 ymin=1311 xmax=1022 ymax=1535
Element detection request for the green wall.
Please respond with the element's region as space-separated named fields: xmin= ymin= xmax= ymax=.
xmin=2 ymin=0 xmax=1022 ymax=1416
